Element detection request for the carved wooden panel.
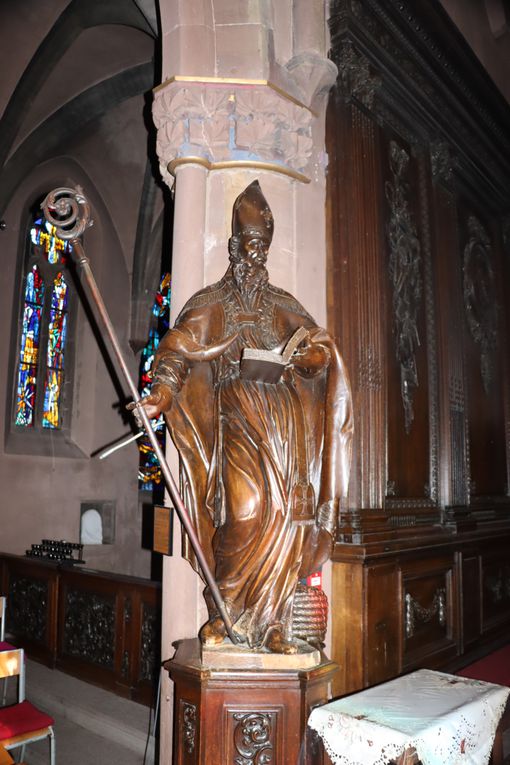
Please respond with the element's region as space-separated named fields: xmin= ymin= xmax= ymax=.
xmin=429 ymin=181 xmax=469 ymax=507
xmin=461 ymin=553 xmax=481 ymax=650
xmin=481 ymin=550 xmax=510 ymax=633
xmin=139 ymin=601 xmax=160 ymax=683
xmin=178 ymin=699 xmax=198 ymax=764
xmin=401 ymin=555 xmax=457 ymax=670
xmin=1 ymin=557 xmax=59 ymax=664
xmin=62 ymin=587 xmax=116 ymax=668
xmin=327 ymin=0 xmax=510 ymax=697
xmin=9 ymin=574 xmax=49 ymax=643
xmin=168 ymin=641 xmax=337 ymax=765
xmin=226 ymin=708 xmax=279 ymax=765
xmin=0 ymin=554 xmax=160 ymax=705
xmin=326 ymin=95 xmax=386 ymax=512
xmin=383 ymin=136 xmax=434 ymax=507
xmin=327 ymin=0 xmax=510 ymax=524
xmin=459 ymin=212 xmax=508 ymax=502
xmin=365 ymin=562 xmax=400 ymax=687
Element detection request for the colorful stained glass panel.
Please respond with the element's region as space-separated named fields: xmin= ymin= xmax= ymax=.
xmin=50 ymin=272 xmax=68 ymax=312
xmin=42 ymin=274 xmax=68 ymax=427
xmin=15 ymin=364 xmax=37 ymax=426
xmin=152 ymin=273 xmax=171 ymax=325
xmin=42 ymin=368 xmax=63 ymax=429
xmin=25 ymin=264 xmax=45 ymax=305
xmin=15 ymin=265 xmax=45 ymax=427
xmin=138 ymin=273 xmax=171 ymax=490
xmin=19 ymin=304 xmax=42 ymax=365
xmin=46 ymin=275 xmax=68 ymax=371
xmin=47 ymin=311 xmax=68 ymax=369
xmin=31 ymin=217 xmax=72 ymax=265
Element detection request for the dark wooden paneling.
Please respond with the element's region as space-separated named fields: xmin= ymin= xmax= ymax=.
xmin=326 ymin=96 xmax=387 ymax=512
xmin=365 ymin=562 xmax=400 ymax=686
xmin=401 ymin=553 xmax=457 ymax=670
xmin=382 ymin=134 xmax=432 ymax=504
xmin=457 ymin=210 xmax=508 ymax=501
xmin=327 ymin=0 xmax=510 ymax=697
xmin=461 ymin=552 xmax=482 ymax=650
xmin=481 ymin=549 xmax=510 ymax=634
xmin=0 ymin=553 xmax=161 ymax=705
xmin=1 ymin=555 xmax=59 ymax=665
xmin=332 ymin=529 xmax=510 ymax=696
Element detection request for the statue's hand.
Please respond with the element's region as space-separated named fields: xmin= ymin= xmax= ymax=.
xmin=291 ymin=340 xmax=330 ymax=376
xmin=127 ymin=383 xmax=173 ymax=426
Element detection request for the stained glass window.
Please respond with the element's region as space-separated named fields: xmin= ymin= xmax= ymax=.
xmin=14 ymin=211 xmax=73 ymax=432
xmin=138 ymin=273 xmax=171 ymax=491
xmin=42 ymin=273 xmax=69 ymax=428
xmin=31 ymin=216 xmax=72 ymax=265
xmin=15 ymin=265 xmax=45 ymax=426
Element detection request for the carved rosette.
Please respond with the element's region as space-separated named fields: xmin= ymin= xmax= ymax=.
xmin=232 ymin=711 xmax=274 ymax=765
xmin=152 ymin=81 xmax=315 ymax=187
xmin=462 ymin=215 xmax=498 ymax=394
xmin=385 ymin=140 xmax=422 ymax=433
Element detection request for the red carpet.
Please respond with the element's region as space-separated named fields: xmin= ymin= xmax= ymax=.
xmin=457 ymin=644 xmax=510 ymax=687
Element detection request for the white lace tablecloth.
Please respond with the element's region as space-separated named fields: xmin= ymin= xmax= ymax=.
xmin=308 ymin=668 xmax=510 ymax=765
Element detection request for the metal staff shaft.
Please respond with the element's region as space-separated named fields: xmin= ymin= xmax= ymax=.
xmin=72 ymin=237 xmax=237 ymax=645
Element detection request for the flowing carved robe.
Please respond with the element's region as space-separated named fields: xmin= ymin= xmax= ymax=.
xmin=153 ymin=271 xmax=352 ymax=647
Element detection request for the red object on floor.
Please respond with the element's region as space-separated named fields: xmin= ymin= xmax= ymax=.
xmin=0 ymin=700 xmax=54 ymax=738
xmin=457 ymin=644 xmax=510 ymax=687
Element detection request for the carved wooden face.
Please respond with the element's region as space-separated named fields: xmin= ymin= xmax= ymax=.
xmin=239 ymin=232 xmax=270 ymax=268
xmin=232 ymin=232 xmax=270 ymax=296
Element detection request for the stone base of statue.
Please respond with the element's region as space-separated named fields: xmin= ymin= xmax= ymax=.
xmin=165 ymin=638 xmax=338 ymax=765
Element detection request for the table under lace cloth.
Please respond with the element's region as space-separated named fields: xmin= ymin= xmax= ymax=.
xmin=307 ymin=668 xmax=510 ymax=765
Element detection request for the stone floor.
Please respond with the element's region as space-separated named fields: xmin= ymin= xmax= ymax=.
xmin=6 ymin=660 xmax=158 ymax=765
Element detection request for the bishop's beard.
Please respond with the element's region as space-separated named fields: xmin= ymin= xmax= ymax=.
xmin=232 ymin=262 xmax=269 ymax=302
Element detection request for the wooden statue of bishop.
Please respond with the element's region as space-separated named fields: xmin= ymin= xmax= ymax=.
xmin=139 ymin=180 xmax=353 ymax=655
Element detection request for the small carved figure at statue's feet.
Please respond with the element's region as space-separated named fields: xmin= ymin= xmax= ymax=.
xmin=199 ymin=617 xmax=227 ymax=646
xmin=265 ymin=628 xmax=298 ymax=654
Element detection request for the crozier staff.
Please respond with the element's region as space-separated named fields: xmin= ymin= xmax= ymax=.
xmin=139 ymin=181 xmax=353 ymax=654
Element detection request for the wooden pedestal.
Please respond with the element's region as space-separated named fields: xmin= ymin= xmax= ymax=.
xmin=165 ymin=639 xmax=338 ymax=765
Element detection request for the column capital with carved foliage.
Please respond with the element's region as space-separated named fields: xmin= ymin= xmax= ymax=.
xmin=152 ymin=64 xmax=337 ymax=189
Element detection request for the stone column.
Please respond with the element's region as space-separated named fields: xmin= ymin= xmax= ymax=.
xmin=153 ymin=2 xmax=337 ymax=759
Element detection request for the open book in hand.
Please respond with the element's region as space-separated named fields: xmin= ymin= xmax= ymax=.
xmin=240 ymin=326 xmax=310 ymax=384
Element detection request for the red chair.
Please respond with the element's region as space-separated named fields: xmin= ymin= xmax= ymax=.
xmin=0 ymin=649 xmax=55 ymax=765
xmin=0 ymin=597 xmax=15 ymax=651
xmin=0 ymin=598 xmax=16 ymax=706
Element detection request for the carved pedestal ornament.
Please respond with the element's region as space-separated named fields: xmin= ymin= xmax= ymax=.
xmin=181 ymin=701 xmax=197 ymax=755
xmin=167 ymin=639 xmax=338 ymax=765
xmin=462 ymin=215 xmax=499 ymax=394
xmin=385 ymin=141 xmax=422 ymax=434
xmin=232 ymin=711 xmax=274 ymax=765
